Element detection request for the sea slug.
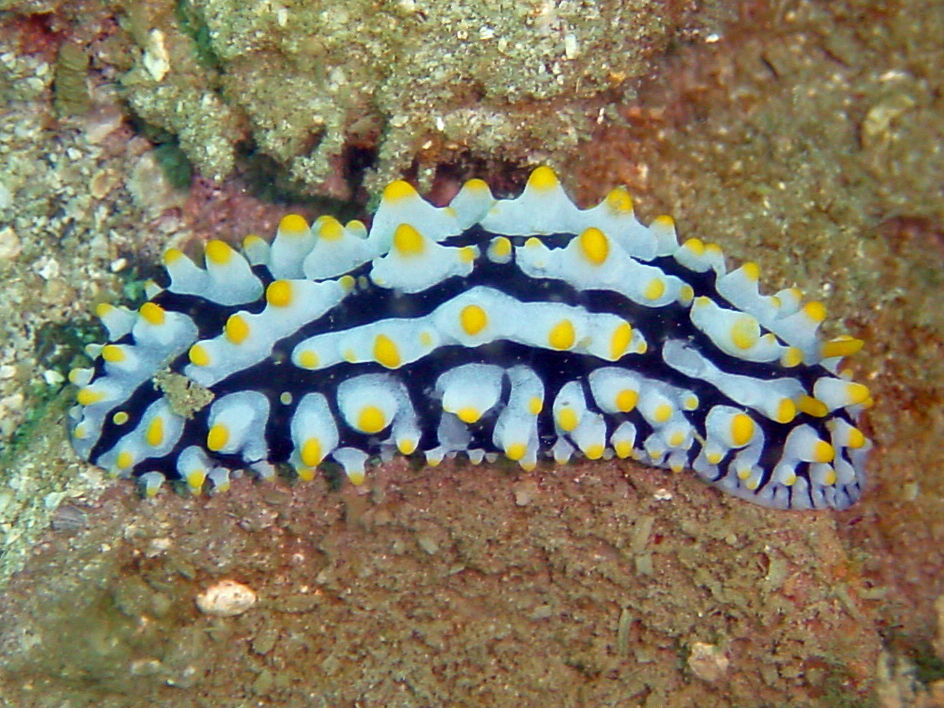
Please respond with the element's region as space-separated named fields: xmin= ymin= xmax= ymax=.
xmin=68 ymin=167 xmax=871 ymax=510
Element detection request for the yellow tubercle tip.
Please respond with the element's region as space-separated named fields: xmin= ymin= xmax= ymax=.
xmin=775 ymin=398 xmax=797 ymax=424
xmin=186 ymin=470 xmax=207 ymax=492
xmin=781 ymin=347 xmax=804 ymax=368
xmin=505 ymin=442 xmax=527 ymax=461
xmin=524 ymin=236 xmax=543 ymax=249
xmin=731 ymin=414 xmax=754 ymax=447
xmin=615 ymin=389 xmax=638 ymax=413
xmin=266 ymin=280 xmax=293 ymax=307
xmin=705 ymin=243 xmax=723 ymax=256
xmin=519 ymin=459 xmax=537 ymax=472
xmin=460 ymin=304 xmax=487 ymax=336
xmin=279 ymin=213 xmax=309 ymax=234
xmin=457 ymin=407 xmax=481 ymax=424
xmin=614 ymin=441 xmax=632 ymax=459
xmin=741 ymin=262 xmax=760 ymax=281
xmin=77 ymin=387 xmax=105 ymax=406
xmin=797 ymin=395 xmax=829 ymax=418
xmin=146 ymin=416 xmax=164 ymax=447
xmin=812 ymin=440 xmax=835 ymax=464
xmin=527 ymin=166 xmax=559 ymax=191
xmin=730 ymin=315 xmax=759 ymax=350
xmin=706 ymin=451 xmax=722 ymax=465
xmin=298 ymin=349 xmax=319 ymax=369
xmin=339 ymin=274 xmax=356 ymax=291
xmin=163 ymin=247 xmax=184 ymax=264
xmin=847 ymin=426 xmax=867 ymax=449
xmin=397 ymin=438 xmax=417 ymax=455
xmin=653 ymin=402 xmax=673 ymax=424
xmin=139 ymin=302 xmax=165 ymax=326
xmin=373 ymin=333 xmax=401 ymax=369
xmin=347 ymin=470 xmax=366 ymax=486
xmin=548 ymin=319 xmax=575 ymax=350
xmin=557 ymin=408 xmax=579 ymax=432
xmin=491 ymin=236 xmax=512 ymax=257
xmin=528 ymin=397 xmax=543 ymax=415
xmin=584 ymin=444 xmax=604 ymax=460
xmin=225 ymin=314 xmax=251 ymax=344
xmin=643 ymin=278 xmax=665 ymax=301
xmin=609 ymin=322 xmax=632 ymax=360
xmin=578 ymin=227 xmax=609 ymax=266
xmin=101 ymin=344 xmax=125 ymax=363
xmin=393 ymin=223 xmax=425 ymax=256
xmin=95 ymin=302 xmax=114 ymax=319
xmin=357 ymin=405 xmax=387 ymax=434
xmin=419 ymin=331 xmax=433 ymax=347
xmin=207 ymin=424 xmax=228 ymax=452
xmin=242 ymin=234 xmax=265 ymax=249
xmin=463 ymin=178 xmax=489 ymax=192
xmin=845 ymin=382 xmax=871 ymax=406
xmin=296 ymin=466 xmax=316 ymax=482
xmin=653 ymin=214 xmax=676 ymax=230
xmin=459 ymin=245 xmax=477 ymax=263
xmin=803 ymin=301 xmax=827 ymax=323
xmin=301 ymin=438 xmax=322 ymax=467
xmin=683 ymin=238 xmax=705 ymax=256
xmin=821 ymin=336 xmax=864 ymax=359
xmin=605 ymin=187 xmax=633 ymax=214
xmin=188 ymin=344 xmax=210 ymax=367
xmin=205 ymin=239 xmax=233 ymax=265
xmin=679 ymin=285 xmax=694 ymax=305
xmin=667 ymin=431 xmax=685 ymax=448
xmin=318 ymin=216 xmax=344 ymax=241
xmin=112 ymin=411 xmax=129 ymax=425
xmin=737 ymin=466 xmax=752 ymax=481
xmin=116 ymin=450 xmax=134 ymax=470
xmin=382 ymin=180 xmax=418 ymax=203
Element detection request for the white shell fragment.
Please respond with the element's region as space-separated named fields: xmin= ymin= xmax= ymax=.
xmin=195 ymin=579 xmax=258 ymax=617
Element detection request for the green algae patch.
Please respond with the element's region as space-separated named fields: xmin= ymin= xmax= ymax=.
xmin=175 ymin=0 xmax=220 ymax=71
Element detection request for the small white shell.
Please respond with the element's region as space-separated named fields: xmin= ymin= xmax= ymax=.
xmin=195 ymin=579 xmax=257 ymax=617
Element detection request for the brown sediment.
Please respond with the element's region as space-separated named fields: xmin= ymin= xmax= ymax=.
xmin=0 ymin=459 xmax=883 ymax=704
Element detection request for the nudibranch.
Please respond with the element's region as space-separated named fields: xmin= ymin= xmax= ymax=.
xmin=68 ymin=167 xmax=871 ymax=509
